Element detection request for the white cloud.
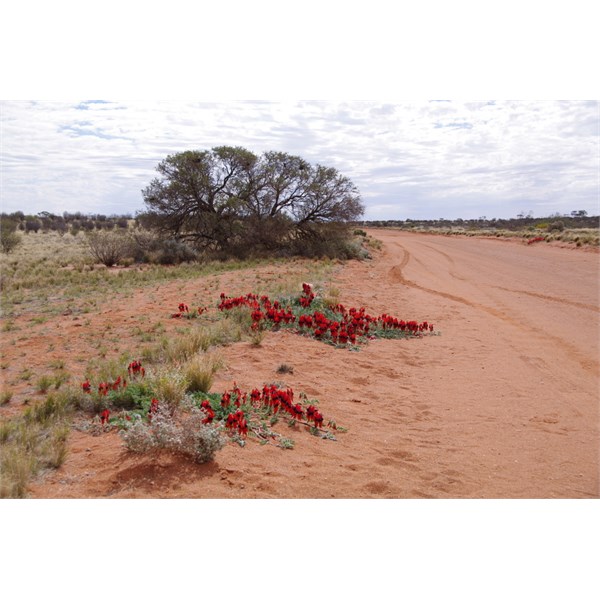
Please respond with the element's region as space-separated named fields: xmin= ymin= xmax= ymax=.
xmin=1 ymin=100 xmax=598 ymax=219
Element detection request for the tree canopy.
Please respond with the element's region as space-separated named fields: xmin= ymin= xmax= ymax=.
xmin=140 ymin=146 xmax=364 ymax=255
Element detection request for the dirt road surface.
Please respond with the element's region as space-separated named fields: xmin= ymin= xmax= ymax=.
xmin=30 ymin=230 xmax=599 ymax=498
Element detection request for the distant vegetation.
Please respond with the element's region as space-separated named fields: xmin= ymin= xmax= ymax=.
xmin=361 ymin=211 xmax=599 ymax=247
xmin=1 ymin=211 xmax=132 ymax=235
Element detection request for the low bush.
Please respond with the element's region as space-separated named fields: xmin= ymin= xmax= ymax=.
xmin=0 ymin=218 xmax=22 ymax=254
xmin=121 ymin=403 xmax=225 ymax=463
xmin=86 ymin=230 xmax=130 ymax=267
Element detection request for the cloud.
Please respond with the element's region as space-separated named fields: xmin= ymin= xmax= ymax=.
xmin=1 ymin=100 xmax=598 ymax=219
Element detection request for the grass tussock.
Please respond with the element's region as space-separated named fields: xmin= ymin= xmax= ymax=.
xmin=1 ymin=391 xmax=76 ymax=498
xmin=183 ymin=352 xmax=224 ymax=393
xmin=143 ymin=320 xmax=243 ymax=366
xmin=147 ymin=367 xmax=187 ymax=412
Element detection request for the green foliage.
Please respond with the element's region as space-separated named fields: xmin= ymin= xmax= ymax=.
xmin=35 ymin=375 xmax=54 ymax=393
xmin=547 ymin=220 xmax=565 ymax=232
xmin=107 ymin=381 xmax=154 ymax=411
xmin=140 ymin=146 xmax=364 ymax=258
xmin=0 ymin=223 xmax=22 ymax=253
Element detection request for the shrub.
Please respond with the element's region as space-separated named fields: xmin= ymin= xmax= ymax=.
xmin=0 ymin=218 xmax=22 ymax=253
xmin=548 ymin=220 xmax=565 ymax=232
xmin=129 ymin=231 xmax=198 ymax=265
xmin=151 ymin=238 xmax=199 ymax=265
xmin=121 ymin=404 xmax=225 ymax=463
xmin=86 ymin=230 xmax=131 ymax=267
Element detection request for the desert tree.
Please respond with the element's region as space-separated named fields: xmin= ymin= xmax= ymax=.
xmin=140 ymin=146 xmax=363 ymax=255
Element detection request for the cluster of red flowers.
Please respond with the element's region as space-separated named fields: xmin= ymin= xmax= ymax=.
xmin=200 ymin=399 xmax=215 ymax=424
xmin=297 ymin=305 xmax=433 ymax=344
xmin=299 ymin=283 xmax=315 ymax=307
xmin=306 ymin=405 xmax=324 ymax=428
xmin=97 ymin=376 xmax=127 ymax=396
xmin=527 ymin=236 xmax=545 ymax=245
xmin=378 ymin=314 xmax=433 ymax=333
xmin=219 ymin=293 xmax=296 ymax=331
xmin=225 ymin=410 xmax=248 ymax=436
xmin=172 ymin=303 xmax=207 ymax=318
xmin=217 ymin=383 xmax=325 ymax=436
xmin=208 ymin=285 xmax=435 ymax=348
xmin=127 ymin=360 xmax=145 ymax=378
xmin=298 ymin=309 xmax=362 ymax=344
xmin=82 ymin=361 xmax=144 ymax=399
xmin=100 ymin=408 xmax=110 ymax=425
xmin=83 ymin=376 xmax=127 ymax=396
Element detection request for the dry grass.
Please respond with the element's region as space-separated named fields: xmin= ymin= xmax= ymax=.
xmin=147 ymin=367 xmax=187 ymax=412
xmin=0 ymin=391 xmax=74 ymax=498
xmin=183 ymin=352 xmax=224 ymax=393
xmin=403 ymin=225 xmax=599 ymax=247
xmin=0 ymin=231 xmax=277 ymax=319
xmin=0 ymin=230 xmax=345 ymax=496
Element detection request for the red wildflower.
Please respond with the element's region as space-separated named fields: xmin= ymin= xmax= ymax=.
xmin=148 ymin=398 xmax=159 ymax=420
xmin=313 ymin=410 xmax=323 ymax=428
xmin=82 ymin=380 xmax=91 ymax=393
xmin=221 ymin=392 xmax=231 ymax=408
xmin=100 ymin=409 xmax=110 ymax=425
xmin=128 ymin=360 xmax=144 ymax=377
xmin=201 ymin=401 xmax=215 ymax=424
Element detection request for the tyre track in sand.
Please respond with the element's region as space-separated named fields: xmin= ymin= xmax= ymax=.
xmin=340 ymin=230 xmax=599 ymax=498
xmin=386 ymin=240 xmax=598 ymax=375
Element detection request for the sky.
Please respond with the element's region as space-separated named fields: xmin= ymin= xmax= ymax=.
xmin=1 ymin=99 xmax=598 ymax=221
xmin=1 ymin=2 xmax=599 ymax=222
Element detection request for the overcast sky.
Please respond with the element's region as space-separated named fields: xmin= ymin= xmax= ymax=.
xmin=1 ymin=99 xmax=598 ymax=220
xmin=1 ymin=2 xmax=599 ymax=222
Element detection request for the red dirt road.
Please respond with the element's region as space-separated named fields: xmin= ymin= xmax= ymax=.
xmin=29 ymin=230 xmax=599 ymax=498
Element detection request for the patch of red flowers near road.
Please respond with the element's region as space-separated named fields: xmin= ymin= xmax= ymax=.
xmin=527 ymin=236 xmax=545 ymax=245
xmin=172 ymin=302 xmax=208 ymax=319
xmin=214 ymin=283 xmax=434 ymax=347
xmin=211 ymin=382 xmax=330 ymax=440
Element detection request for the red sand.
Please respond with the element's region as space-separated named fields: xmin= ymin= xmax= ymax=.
xmin=13 ymin=230 xmax=600 ymax=498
